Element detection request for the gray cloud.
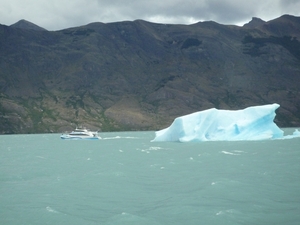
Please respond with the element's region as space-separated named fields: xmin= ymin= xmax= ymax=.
xmin=0 ymin=0 xmax=299 ymax=30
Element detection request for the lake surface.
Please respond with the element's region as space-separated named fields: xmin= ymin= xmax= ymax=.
xmin=1 ymin=130 xmax=300 ymax=225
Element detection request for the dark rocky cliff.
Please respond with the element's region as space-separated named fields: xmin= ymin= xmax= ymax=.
xmin=0 ymin=15 xmax=300 ymax=133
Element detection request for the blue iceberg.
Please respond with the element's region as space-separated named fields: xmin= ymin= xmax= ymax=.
xmin=152 ymin=103 xmax=300 ymax=142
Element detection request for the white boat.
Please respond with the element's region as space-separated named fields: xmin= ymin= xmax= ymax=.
xmin=60 ymin=127 xmax=100 ymax=140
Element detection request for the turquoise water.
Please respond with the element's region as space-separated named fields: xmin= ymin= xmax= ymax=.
xmin=1 ymin=130 xmax=300 ymax=225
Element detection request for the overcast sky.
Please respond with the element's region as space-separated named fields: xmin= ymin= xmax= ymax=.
xmin=1 ymin=0 xmax=299 ymax=31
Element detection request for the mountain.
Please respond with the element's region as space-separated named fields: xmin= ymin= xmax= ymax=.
xmin=0 ymin=15 xmax=300 ymax=134
xmin=10 ymin=19 xmax=47 ymax=31
xmin=243 ymin=17 xmax=266 ymax=28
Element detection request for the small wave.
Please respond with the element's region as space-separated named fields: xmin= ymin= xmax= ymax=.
xmin=216 ymin=209 xmax=237 ymax=216
xmin=149 ymin=147 xmax=163 ymax=151
xmin=216 ymin=211 xmax=223 ymax=216
xmin=150 ymin=164 xmax=165 ymax=169
xmin=102 ymin=136 xmax=138 ymax=140
xmin=221 ymin=151 xmax=240 ymax=155
xmin=138 ymin=146 xmax=165 ymax=153
xmin=46 ymin=206 xmax=58 ymax=213
xmin=233 ymin=150 xmax=245 ymax=153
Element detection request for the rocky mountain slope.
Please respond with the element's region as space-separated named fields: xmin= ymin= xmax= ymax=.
xmin=0 ymin=15 xmax=300 ymax=133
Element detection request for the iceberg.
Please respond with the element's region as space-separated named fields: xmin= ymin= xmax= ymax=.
xmin=152 ymin=103 xmax=300 ymax=142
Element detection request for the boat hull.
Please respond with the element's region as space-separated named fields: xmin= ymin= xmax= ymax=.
xmin=60 ymin=135 xmax=100 ymax=140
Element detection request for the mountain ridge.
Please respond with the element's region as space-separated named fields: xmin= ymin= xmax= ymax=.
xmin=0 ymin=15 xmax=300 ymax=133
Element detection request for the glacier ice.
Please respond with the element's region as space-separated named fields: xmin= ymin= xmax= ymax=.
xmin=152 ymin=103 xmax=300 ymax=142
